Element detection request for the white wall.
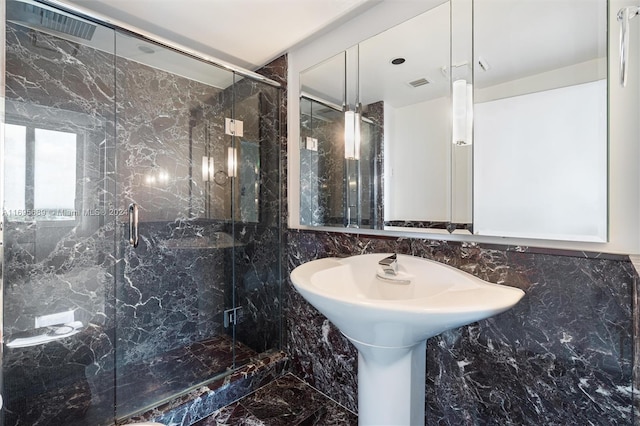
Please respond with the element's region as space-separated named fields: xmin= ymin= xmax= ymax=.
xmin=288 ymin=0 xmax=640 ymax=255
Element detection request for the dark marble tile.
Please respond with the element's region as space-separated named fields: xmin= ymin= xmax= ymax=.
xmin=296 ymin=402 xmax=359 ymax=426
xmin=4 ymin=22 xmax=118 ymax=426
xmin=634 ymin=262 xmax=640 ymax=420
xmin=193 ymin=374 xmax=357 ymax=426
xmin=240 ymin=375 xmax=329 ymax=425
xmin=193 ymin=403 xmax=262 ymax=426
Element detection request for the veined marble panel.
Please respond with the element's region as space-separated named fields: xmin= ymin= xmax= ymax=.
xmin=192 ymin=373 xmax=357 ymax=426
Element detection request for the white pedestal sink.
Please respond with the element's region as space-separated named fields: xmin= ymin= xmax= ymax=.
xmin=290 ymin=253 xmax=525 ymax=426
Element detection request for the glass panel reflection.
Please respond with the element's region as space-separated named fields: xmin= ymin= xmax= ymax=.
xmin=4 ymin=123 xmax=26 ymax=212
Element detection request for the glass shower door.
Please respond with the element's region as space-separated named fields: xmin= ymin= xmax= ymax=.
xmin=230 ymin=75 xmax=282 ymax=357
xmin=113 ymin=30 xmax=243 ymax=418
xmin=2 ymin=2 xmax=117 ymax=424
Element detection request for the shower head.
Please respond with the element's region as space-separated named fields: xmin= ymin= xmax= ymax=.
xmin=7 ymin=0 xmax=96 ymax=41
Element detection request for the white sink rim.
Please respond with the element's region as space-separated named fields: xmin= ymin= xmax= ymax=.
xmin=290 ymin=253 xmax=525 ymax=348
xmin=291 ymin=253 xmax=525 ymax=314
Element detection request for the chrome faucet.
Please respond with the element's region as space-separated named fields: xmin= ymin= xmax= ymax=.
xmin=378 ymin=254 xmax=398 ymax=276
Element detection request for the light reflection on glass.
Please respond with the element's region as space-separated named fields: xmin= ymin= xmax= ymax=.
xmin=4 ymin=123 xmax=27 ymax=212
xmin=34 ymin=128 xmax=77 ymax=211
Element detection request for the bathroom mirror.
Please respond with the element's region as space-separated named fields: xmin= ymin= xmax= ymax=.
xmin=473 ymin=0 xmax=607 ymax=241
xmin=299 ymin=1 xmax=459 ymax=230
xmin=297 ymin=0 xmax=608 ymax=242
xmin=362 ymin=1 xmax=461 ymax=230
xmin=299 ymin=51 xmax=348 ymax=226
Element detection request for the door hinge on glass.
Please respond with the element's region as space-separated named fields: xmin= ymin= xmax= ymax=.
xmin=223 ymin=307 xmax=243 ymax=328
xmin=225 ymin=118 xmax=244 ymax=137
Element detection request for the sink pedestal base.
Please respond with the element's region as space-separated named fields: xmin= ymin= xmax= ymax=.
xmin=347 ymin=337 xmax=427 ymax=426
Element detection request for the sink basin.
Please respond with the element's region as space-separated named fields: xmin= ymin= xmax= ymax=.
xmin=291 ymin=253 xmax=525 ymax=347
xmin=290 ymin=253 xmax=525 ymax=426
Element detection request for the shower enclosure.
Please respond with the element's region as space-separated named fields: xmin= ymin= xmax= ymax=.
xmin=1 ymin=0 xmax=282 ymax=424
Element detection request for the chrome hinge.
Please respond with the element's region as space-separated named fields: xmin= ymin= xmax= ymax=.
xmin=223 ymin=307 xmax=243 ymax=328
xmin=225 ymin=118 xmax=244 ymax=137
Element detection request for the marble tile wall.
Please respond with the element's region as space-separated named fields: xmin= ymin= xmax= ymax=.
xmin=285 ymin=230 xmax=638 ymax=425
xmin=114 ymin=51 xmax=285 ymax=414
xmin=229 ymin=74 xmax=283 ymax=355
xmin=113 ymin=57 xmax=230 ymax=396
xmin=121 ymin=57 xmax=288 ymax=426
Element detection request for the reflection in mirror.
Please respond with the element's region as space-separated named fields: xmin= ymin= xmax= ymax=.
xmin=300 ymin=96 xmax=383 ymax=228
xmin=359 ymin=2 xmax=456 ymax=230
xmin=299 ymin=51 xmax=383 ymax=228
xmin=450 ymin=0 xmax=473 ymax=227
xmin=239 ymin=140 xmax=259 ymax=223
xmin=301 ymin=51 xmax=346 ymax=106
xmin=299 ymin=96 xmax=343 ymax=226
xmin=473 ymin=0 xmax=607 ymax=241
xmin=299 ymin=1 xmax=459 ymax=231
xmin=299 ymin=52 xmax=345 ymax=227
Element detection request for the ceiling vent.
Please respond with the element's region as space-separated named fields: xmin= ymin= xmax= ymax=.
xmin=7 ymin=0 xmax=96 ymax=40
xmin=408 ymin=78 xmax=430 ymax=88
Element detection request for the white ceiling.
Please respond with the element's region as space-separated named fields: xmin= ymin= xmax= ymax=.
xmin=63 ymin=0 xmax=377 ymax=71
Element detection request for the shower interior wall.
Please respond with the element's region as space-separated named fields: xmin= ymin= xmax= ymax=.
xmin=2 ymin=11 xmax=281 ymax=425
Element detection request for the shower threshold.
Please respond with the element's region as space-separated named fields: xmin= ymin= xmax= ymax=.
xmin=114 ymin=334 xmax=258 ymax=420
xmin=120 ymin=349 xmax=289 ymax=425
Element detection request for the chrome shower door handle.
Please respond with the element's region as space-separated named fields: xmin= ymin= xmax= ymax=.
xmin=128 ymin=203 xmax=139 ymax=248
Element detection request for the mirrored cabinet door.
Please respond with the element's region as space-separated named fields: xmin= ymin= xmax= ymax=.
xmin=363 ymin=2 xmax=454 ymax=229
xmin=472 ymin=0 xmax=608 ymax=242
xmin=299 ymin=1 xmax=466 ymax=232
xmin=299 ymin=52 xmax=347 ymax=227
